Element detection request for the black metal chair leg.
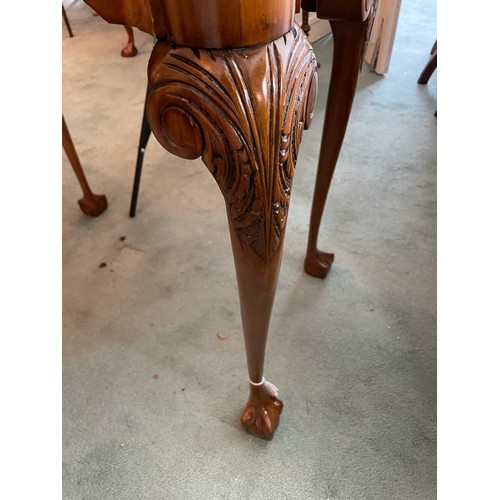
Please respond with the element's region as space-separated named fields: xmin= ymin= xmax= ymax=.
xmin=129 ymin=88 xmax=151 ymax=218
xmin=62 ymin=5 xmax=74 ymax=38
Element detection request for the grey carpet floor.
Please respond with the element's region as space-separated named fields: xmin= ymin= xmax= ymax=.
xmin=62 ymin=1 xmax=436 ymax=498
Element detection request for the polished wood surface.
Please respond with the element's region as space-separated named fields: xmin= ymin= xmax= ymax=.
xmin=303 ymin=0 xmax=378 ymax=278
xmin=121 ymin=26 xmax=138 ymax=57
xmin=306 ymin=0 xmax=376 ymax=21
xmin=86 ymin=0 xmax=317 ymax=441
xmin=152 ymin=0 xmax=295 ymax=48
xmin=418 ymin=41 xmax=437 ymax=84
xmin=82 ymin=0 xmax=382 ymax=439
xmin=85 ymin=0 xmax=297 ymax=45
xmin=62 ymin=115 xmax=108 ymax=217
xmin=84 ymin=0 xmax=155 ymax=36
xmin=146 ymin=26 xmax=317 ymax=439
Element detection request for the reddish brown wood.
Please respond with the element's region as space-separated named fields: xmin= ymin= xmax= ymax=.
xmin=418 ymin=41 xmax=437 ymax=84
xmin=83 ymin=0 xmax=319 ymax=440
xmin=85 ymin=0 xmax=297 ymax=44
xmin=85 ymin=0 xmax=155 ymax=36
xmin=121 ymin=26 xmax=138 ymax=57
xmin=302 ymin=10 xmax=311 ymax=38
xmin=146 ymin=26 xmax=317 ymax=439
xmin=241 ymin=385 xmax=284 ymax=440
xmin=62 ymin=115 xmax=108 ymax=217
xmin=151 ymin=0 xmax=296 ymax=46
xmin=304 ymin=2 xmax=377 ymax=278
xmin=314 ymin=0 xmax=377 ymax=22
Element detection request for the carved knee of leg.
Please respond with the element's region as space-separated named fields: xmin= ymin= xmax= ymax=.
xmin=145 ymin=28 xmax=317 ymax=240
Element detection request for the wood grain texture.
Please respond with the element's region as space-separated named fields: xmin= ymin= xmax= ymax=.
xmin=84 ymin=0 xmax=155 ymax=36
xmin=147 ymin=26 xmax=317 ymax=439
xmin=304 ymin=2 xmax=378 ymax=278
xmin=151 ymin=0 xmax=295 ymax=48
xmin=147 ymin=27 xmax=317 ymax=262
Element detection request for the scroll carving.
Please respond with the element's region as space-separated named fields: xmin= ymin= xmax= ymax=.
xmin=147 ymin=27 xmax=317 ymax=262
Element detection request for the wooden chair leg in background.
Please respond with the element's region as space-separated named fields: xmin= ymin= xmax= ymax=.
xmin=121 ymin=26 xmax=138 ymax=57
xmin=62 ymin=115 xmax=108 ymax=217
xmin=146 ymin=26 xmax=317 ymax=440
xmin=302 ymin=9 xmax=312 ymax=37
xmin=301 ymin=9 xmax=321 ymax=67
xmin=304 ymin=7 xmax=377 ymax=278
xmin=417 ymin=40 xmax=437 ymax=84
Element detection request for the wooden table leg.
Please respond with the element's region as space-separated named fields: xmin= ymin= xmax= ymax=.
xmin=83 ymin=0 xmax=316 ymax=440
xmin=304 ymin=12 xmax=376 ymax=278
xmin=146 ymin=28 xmax=317 ymax=440
xmin=302 ymin=9 xmax=311 ymax=37
xmin=417 ymin=41 xmax=437 ymax=84
xmin=62 ymin=115 xmax=108 ymax=217
xmin=121 ymin=26 xmax=138 ymax=57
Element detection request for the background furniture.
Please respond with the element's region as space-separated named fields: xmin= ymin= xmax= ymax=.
xmin=85 ymin=0 xmax=317 ymax=440
xmin=418 ymin=40 xmax=437 ymax=84
xmin=364 ymin=0 xmax=401 ymax=74
xmin=121 ymin=26 xmax=138 ymax=57
xmin=62 ymin=115 xmax=108 ymax=217
xmin=302 ymin=0 xmax=378 ymax=278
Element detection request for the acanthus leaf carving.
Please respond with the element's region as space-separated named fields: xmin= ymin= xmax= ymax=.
xmin=146 ymin=27 xmax=317 ymax=262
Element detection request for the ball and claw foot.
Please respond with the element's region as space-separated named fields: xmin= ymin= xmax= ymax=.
xmin=304 ymin=249 xmax=334 ymax=279
xmin=121 ymin=43 xmax=138 ymax=57
xmin=78 ymin=194 xmax=108 ymax=217
xmin=240 ymin=385 xmax=283 ymax=440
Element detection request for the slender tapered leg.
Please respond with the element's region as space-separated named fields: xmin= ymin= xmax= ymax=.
xmin=62 ymin=115 xmax=108 ymax=216
xmin=146 ymin=27 xmax=317 ymax=439
xmin=302 ymin=10 xmax=311 ymax=38
xmin=121 ymin=26 xmax=138 ymax=57
xmin=418 ymin=41 xmax=437 ymax=84
xmin=304 ymin=16 xmax=374 ymax=278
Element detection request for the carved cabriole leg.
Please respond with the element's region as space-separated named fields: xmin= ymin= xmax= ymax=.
xmin=146 ymin=27 xmax=317 ymax=439
xmin=304 ymin=9 xmax=377 ymax=278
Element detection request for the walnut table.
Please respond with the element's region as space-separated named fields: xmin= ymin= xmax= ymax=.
xmin=83 ymin=0 xmax=375 ymax=440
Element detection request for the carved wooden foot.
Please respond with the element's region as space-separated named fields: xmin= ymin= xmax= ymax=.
xmin=241 ymin=384 xmax=283 ymax=440
xmin=84 ymin=0 xmax=319 ymax=441
xmin=62 ymin=115 xmax=108 ymax=217
xmin=121 ymin=26 xmax=138 ymax=57
xmin=146 ymin=26 xmax=317 ymax=439
xmin=77 ymin=193 xmax=108 ymax=216
xmin=304 ymin=5 xmax=377 ymax=278
xmin=304 ymin=248 xmax=335 ymax=278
